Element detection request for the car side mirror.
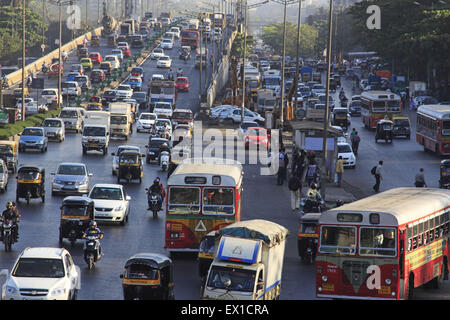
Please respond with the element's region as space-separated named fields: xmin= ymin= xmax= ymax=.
xmin=126 ymin=196 xmax=131 ymax=201
xmin=88 ymin=173 xmax=93 ymax=177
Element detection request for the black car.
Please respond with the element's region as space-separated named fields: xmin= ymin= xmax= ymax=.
xmin=103 ymin=89 xmax=117 ymax=103
xmin=131 ymin=91 xmax=148 ymax=109
xmin=349 ymin=100 xmax=361 ymax=116
xmin=131 ymin=35 xmax=144 ymax=48
xmin=131 ymin=67 xmax=145 ymax=81
xmin=145 ymin=137 xmax=169 ymax=163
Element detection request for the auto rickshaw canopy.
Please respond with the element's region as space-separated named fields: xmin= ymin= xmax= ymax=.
xmin=17 ymin=165 xmax=45 ymax=181
xmin=60 ymin=196 xmax=95 ymax=218
xmin=0 ymin=140 xmax=18 ymax=156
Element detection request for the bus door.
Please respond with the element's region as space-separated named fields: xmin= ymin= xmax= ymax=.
xmin=399 ymin=229 xmax=406 ymax=299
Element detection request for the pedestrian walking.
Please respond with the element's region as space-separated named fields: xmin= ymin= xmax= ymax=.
xmin=372 ymin=160 xmax=383 ymax=192
xmin=350 ymin=128 xmax=356 ymax=137
xmin=277 ymin=147 xmax=289 ymax=185
xmin=414 ymin=168 xmax=427 ymax=187
xmin=306 ymin=159 xmax=319 ymax=187
xmin=335 ymin=156 xmax=344 ymax=187
xmin=288 ymin=173 xmax=302 ymax=212
xmin=351 ymin=131 xmax=361 ymax=156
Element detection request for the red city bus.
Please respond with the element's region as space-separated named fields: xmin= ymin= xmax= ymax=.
xmin=181 ymin=30 xmax=200 ymax=49
xmin=416 ymin=104 xmax=450 ymax=155
xmin=360 ymin=91 xmax=402 ymax=129
xmin=316 ymin=188 xmax=450 ymax=300
xmin=165 ymin=161 xmax=243 ymax=252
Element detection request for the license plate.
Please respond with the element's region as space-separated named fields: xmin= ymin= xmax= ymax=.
xmin=378 ymin=286 xmax=391 ymax=295
xmin=322 ymin=283 xmax=334 ymax=291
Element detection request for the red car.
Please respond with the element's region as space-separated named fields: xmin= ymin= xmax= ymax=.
xmin=118 ymin=46 xmax=131 ymax=58
xmin=175 ymin=77 xmax=190 ymax=92
xmin=89 ymin=52 xmax=102 ymax=64
xmin=245 ymin=127 xmax=269 ymax=149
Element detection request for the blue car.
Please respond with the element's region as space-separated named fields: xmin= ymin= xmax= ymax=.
xmin=128 ymin=76 xmax=142 ymax=91
xmin=19 ymin=127 xmax=48 ymax=153
xmin=66 ymin=72 xmax=81 ymax=82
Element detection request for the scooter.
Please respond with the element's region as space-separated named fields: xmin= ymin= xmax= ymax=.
xmin=83 ymin=235 xmax=102 ymax=270
xmin=1 ymin=220 xmax=14 ymax=252
xmin=160 ymin=151 xmax=170 ymax=172
xmin=146 ymin=189 xmax=162 ymax=219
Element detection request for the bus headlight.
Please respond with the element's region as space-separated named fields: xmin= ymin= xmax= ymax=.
xmin=385 ymin=278 xmax=392 ymax=285
xmin=321 ymin=275 xmax=328 ymax=282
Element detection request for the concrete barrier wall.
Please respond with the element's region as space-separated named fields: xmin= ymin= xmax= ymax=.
xmin=5 ymin=27 xmax=103 ymax=87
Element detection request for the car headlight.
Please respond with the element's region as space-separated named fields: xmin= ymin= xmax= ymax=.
xmin=5 ymin=285 xmax=18 ymax=295
xmin=76 ymin=180 xmax=87 ymax=186
xmin=54 ymin=180 xmax=64 ymax=184
xmin=50 ymin=287 xmax=66 ymax=296
xmin=115 ymin=205 xmax=124 ymax=212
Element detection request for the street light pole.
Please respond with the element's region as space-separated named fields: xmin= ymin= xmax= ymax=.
xmin=240 ymin=0 xmax=247 ymax=123
xmin=294 ymin=0 xmax=302 ymax=111
xmin=58 ymin=0 xmax=62 ymax=110
xmin=321 ymin=0 xmax=334 ymax=197
xmin=280 ymin=0 xmax=287 ymax=128
xmin=22 ymin=0 xmax=26 ymax=121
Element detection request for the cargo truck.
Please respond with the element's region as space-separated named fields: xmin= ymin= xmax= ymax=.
xmin=109 ymin=102 xmax=132 ymax=139
xmin=202 ymin=219 xmax=288 ymax=300
xmin=257 ymin=89 xmax=277 ymax=112
xmin=82 ymin=111 xmax=110 ymax=155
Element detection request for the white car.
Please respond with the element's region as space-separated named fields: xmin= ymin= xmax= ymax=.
xmin=227 ymin=108 xmax=265 ymax=124
xmin=115 ymin=84 xmax=133 ymax=99
xmin=210 ymin=105 xmax=236 ymax=119
xmin=150 ymin=47 xmax=165 ymax=60
xmin=160 ymin=38 xmax=174 ymax=49
xmin=104 ymin=55 xmax=121 ymax=69
xmin=136 ymin=112 xmax=157 ymax=132
xmin=157 ymin=55 xmax=172 ymax=68
xmin=153 ymin=102 xmax=173 ymax=118
xmin=41 ymin=88 xmax=62 ymax=104
xmin=311 ymin=84 xmax=326 ymax=96
xmin=170 ymin=27 xmax=180 ymax=38
xmin=151 ymin=74 xmax=165 ymax=81
xmin=1 ymin=247 xmax=80 ymax=300
xmin=337 ymin=142 xmax=356 ymax=168
xmin=111 ymin=145 xmax=142 ymax=175
xmin=111 ymin=49 xmax=124 ymax=62
xmin=88 ymin=184 xmax=131 ymax=225
xmin=61 ymin=81 xmax=81 ymax=97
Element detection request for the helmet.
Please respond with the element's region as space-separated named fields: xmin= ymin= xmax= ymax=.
xmin=310 ymin=183 xmax=317 ymax=189
xmin=89 ymin=221 xmax=97 ymax=228
xmin=161 ymin=143 xmax=168 ymax=148
xmin=153 ymin=177 xmax=160 ymax=184
xmin=336 ymin=200 xmax=344 ymax=207
xmin=6 ymin=201 xmax=13 ymax=209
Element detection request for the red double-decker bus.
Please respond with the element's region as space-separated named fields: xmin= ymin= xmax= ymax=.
xmin=316 ymin=188 xmax=449 ymax=300
xmin=181 ymin=29 xmax=200 ymax=49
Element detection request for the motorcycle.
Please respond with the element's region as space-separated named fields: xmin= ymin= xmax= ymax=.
xmin=300 ymin=198 xmax=326 ymax=215
xmin=83 ymin=235 xmax=102 ymax=270
xmin=1 ymin=220 xmax=14 ymax=252
xmin=41 ymin=65 xmax=49 ymax=74
xmin=160 ymin=151 xmax=170 ymax=172
xmin=146 ymin=189 xmax=162 ymax=219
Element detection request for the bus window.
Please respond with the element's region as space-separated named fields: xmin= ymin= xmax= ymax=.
xmin=372 ymin=101 xmax=386 ymax=113
xmin=387 ymin=101 xmax=401 ymax=113
xmin=320 ymin=226 xmax=356 ymax=254
xmin=423 ymin=220 xmax=429 ymax=245
xmin=412 ymin=225 xmax=418 ymax=250
xmin=202 ymin=188 xmax=235 ymax=215
xmin=418 ymin=223 xmax=423 ymax=247
xmin=435 ymin=216 xmax=440 ymax=239
xmin=430 ymin=218 xmax=434 ymax=242
xmin=168 ymin=187 xmax=200 ymax=213
xmin=408 ymin=226 xmax=413 ymax=251
xmin=359 ymin=228 xmax=396 ymax=256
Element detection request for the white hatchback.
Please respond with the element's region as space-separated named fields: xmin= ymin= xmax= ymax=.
xmin=89 ymin=184 xmax=131 ymax=225
xmin=1 ymin=247 xmax=80 ymax=300
xmin=136 ymin=112 xmax=157 ymax=132
xmin=157 ymin=55 xmax=172 ymax=68
xmin=153 ymin=102 xmax=173 ymax=118
xmin=337 ymin=142 xmax=356 ymax=168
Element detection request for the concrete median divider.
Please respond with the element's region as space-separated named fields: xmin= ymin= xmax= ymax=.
xmin=5 ymin=27 xmax=104 ymax=88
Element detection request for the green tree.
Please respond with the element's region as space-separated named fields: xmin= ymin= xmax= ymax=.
xmin=231 ymin=33 xmax=254 ymax=58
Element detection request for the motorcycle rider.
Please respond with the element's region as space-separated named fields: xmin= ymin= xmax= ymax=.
xmin=61 ymin=50 xmax=68 ymax=63
xmin=82 ymin=221 xmax=104 ymax=258
xmin=41 ymin=62 xmax=49 ymax=73
xmin=159 ymin=142 xmax=171 ymax=162
xmin=303 ymin=183 xmax=323 ymax=213
xmin=148 ymin=178 xmax=166 ymax=210
xmin=0 ymin=202 xmax=20 ymax=242
xmin=176 ymin=68 xmax=183 ymax=78
xmin=167 ymin=68 xmax=174 ymax=81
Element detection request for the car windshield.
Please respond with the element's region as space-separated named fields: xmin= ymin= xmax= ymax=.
xmin=154 ymin=49 xmax=163 ymax=53
xmin=159 ymin=56 xmax=169 ymax=61
xmin=62 ymin=205 xmax=88 ymax=217
xmin=42 ymin=90 xmax=56 ymax=95
xmin=177 ymin=78 xmax=188 ymax=84
xmin=104 ymin=90 xmax=116 ymax=96
xmin=207 ymin=266 xmax=256 ymax=292
xmin=12 ymin=258 xmax=65 ymax=278
xmin=140 ymin=113 xmax=156 ymax=120
xmin=0 ymin=145 xmax=13 ymax=156
xmin=22 ymin=128 xmax=43 ymax=136
xmin=168 ymin=187 xmax=200 ymax=213
xmin=131 ymin=68 xmax=142 ymax=73
xmin=320 ymin=226 xmax=356 ymax=254
xmin=129 ymin=78 xmax=141 ymax=83
xmin=43 ymin=120 xmax=62 ymax=127
xmin=61 ymin=82 xmax=76 ymax=88
xmin=83 ymin=127 xmax=105 ymax=136
xmin=57 ymin=165 xmax=85 ymax=175
xmin=132 ymin=92 xmax=146 ymax=99
xmin=18 ymin=170 xmax=40 ymax=180
xmin=60 ymin=110 xmax=78 ymax=118
xmin=247 ymin=128 xmax=266 ymax=136
xmin=338 ymin=144 xmax=352 ymax=153
xmin=156 ymin=103 xmax=171 ymax=110
xmin=172 ymin=112 xmax=192 ymax=119
xmin=74 ymin=76 xmax=87 ymax=83
xmin=118 ymin=86 xmax=130 ymax=91
xmin=394 ymin=119 xmax=410 ymax=126
xmin=241 ymin=122 xmax=257 ymax=130
xmin=111 ymin=115 xmax=128 ymax=124
xmin=149 ymin=139 xmax=167 ymax=147
xmin=90 ymin=187 xmax=123 ymax=200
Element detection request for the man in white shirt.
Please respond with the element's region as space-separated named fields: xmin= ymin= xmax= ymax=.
xmin=373 ymin=160 xmax=383 ymax=192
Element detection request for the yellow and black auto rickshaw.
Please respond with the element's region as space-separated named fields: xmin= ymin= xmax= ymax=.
xmin=375 ymin=119 xmax=394 ymax=144
xmin=439 ymin=160 xmax=450 ymax=189
xmin=198 ymin=230 xmax=216 ymax=281
xmin=59 ymin=196 xmax=95 ymax=247
xmin=120 ymin=253 xmax=175 ymax=300
xmin=16 ymin=165 xmax=45 ymax=204
xmin=0 ymin=140 xmax=18 ymax=173
xmin=297 ymin=212 xmax=320 ymax=264
xmin=116 ymin=150 xmax=144 ymax=184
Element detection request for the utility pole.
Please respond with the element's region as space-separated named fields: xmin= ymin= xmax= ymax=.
xmin=240 ymin=0 xmax=247 ymax=123
xmin=294 ymin=0 xmax=303 ymax=111
xmin=22 ymin=0 xmax=26 ymax=121
xmin=199 ymin=28 xmax=203 ymax=103
xmin=321 ymin=0 xmax=334 ymax=198
xmin=280 ymin=0 xmax=287 ymax=128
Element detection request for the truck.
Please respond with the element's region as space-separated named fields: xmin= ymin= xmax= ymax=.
xmin=257 ymin=89 xmax=277 ymax=112
xmin=109 ymin=102 xmax=132 ymax=139
xmin=81 ymin=111 xmax=110 ymax=155
xmin=101 ymin=14 xmax=117 ymax=36
xmin=148 ymin=79 xmax=176 ymax=107
xmin=202 ymin=219 xmax=289 ymax=300
xmin=120 ymin=23 xmax=132 ymax=36
xmin=262 ymin=70 xmax=281 ymax=96
xmin=123 ymin=19 xmax=136 ymax=33
xmin=195 ymin=47 xmax=208 ymax=69
xmin=409 ymin=80 xmax=427 ymax=98
xmin=213 ymin=13 xmax=225 ymax=30
xmin=300 ymin=66 xmax=313 ymax=83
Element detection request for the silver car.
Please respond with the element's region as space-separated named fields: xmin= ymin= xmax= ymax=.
xmin=111 ymin=145 xmax=141 ymax=175
xmin=51 ymin=163 xmax=92 ymax=196
xmin=42 ymin=118 xmax=65 ymax=142
xmin=0 ymin=159 xmax=8 ymax=192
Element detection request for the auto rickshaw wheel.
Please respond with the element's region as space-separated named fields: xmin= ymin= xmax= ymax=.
xmin=42 ymin=195 xmax=45 ymax=203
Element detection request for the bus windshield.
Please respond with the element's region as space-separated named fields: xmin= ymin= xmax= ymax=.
xmin=359 ymin=228 xmax=396 ymax=256
xmin=168 ymin=187 xmax=200 ymax=213
xmin=320 ymin=226 xmax=356 ymax=254
xmin=387 ymin=101 xmax=400 ymax=113
xmin=202 ymin=187 xmax=234 ymax=215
